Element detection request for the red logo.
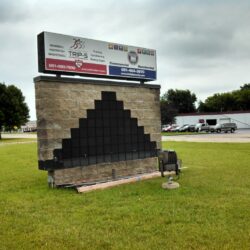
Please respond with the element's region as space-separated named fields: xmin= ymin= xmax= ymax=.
xmin=75 ymin=60 xmax=83 ymax=68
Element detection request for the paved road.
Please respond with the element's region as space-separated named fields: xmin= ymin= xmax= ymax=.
xmin=1 ymin=133 xmax=37 ymax=139
xmin=2 ymin=130 xmax=250 ymax=143
xmin=162 ymin=129 xmax=250 ymax=143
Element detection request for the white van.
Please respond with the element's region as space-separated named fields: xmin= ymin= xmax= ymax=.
xmin=212 ymin=123 xmax=237 ymax=133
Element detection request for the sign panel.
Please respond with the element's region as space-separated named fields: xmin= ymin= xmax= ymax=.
xmin=37 ymin=32 xmax=157 ymax=81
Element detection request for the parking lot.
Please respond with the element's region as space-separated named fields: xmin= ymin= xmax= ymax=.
xmin=162 ymin=129 xmax=250 ymax=143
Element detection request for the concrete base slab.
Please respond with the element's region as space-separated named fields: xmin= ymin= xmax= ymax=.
xmin=162 ymin=181 xmax=180 ymax=189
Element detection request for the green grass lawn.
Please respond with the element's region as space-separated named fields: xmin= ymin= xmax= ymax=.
xmin=0 ymin=141 xmax=250 ymax=249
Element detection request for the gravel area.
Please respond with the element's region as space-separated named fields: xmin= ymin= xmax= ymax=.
xmin=162 ymin=129 xmax=250 ymax=143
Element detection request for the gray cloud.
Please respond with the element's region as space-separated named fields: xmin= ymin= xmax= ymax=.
xmin=0 ymin=0 xmax=31 ymax=22
xmin=1 ymin=0 xmax=250 ymax=119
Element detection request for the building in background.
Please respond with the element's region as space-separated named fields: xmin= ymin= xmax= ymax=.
xmin=21 ymin=121 xmax=37 ymax=132
xmin=175 ymin=111 xmax=250 ymax=129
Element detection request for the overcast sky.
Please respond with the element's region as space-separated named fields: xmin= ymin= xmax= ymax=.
xmin=1 ymin=0 xmax=250 ymax=120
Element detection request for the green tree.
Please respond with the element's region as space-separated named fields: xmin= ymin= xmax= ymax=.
xmin=161 ymin=89 xmax=197 ymax=124
xmin=0 ymin=83 xmax=29 ymax=139
xmin=240 ymin=83 xmax=250 ymax=90
xmin=162 ymin=89 xmax=197 ymax=113
xmin=160 ymin=99 xmax=178 ymax=124
xmin=234 ymin=89 xmax=250 ymax=110
xmin=200 ymin=93 xmax=238 ymax=112
xmin=198 ymin=84 xmax=250 ymax=112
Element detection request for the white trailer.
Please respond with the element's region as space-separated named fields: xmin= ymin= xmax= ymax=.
xmin=175 ymin=111 xmax=250 ymax=129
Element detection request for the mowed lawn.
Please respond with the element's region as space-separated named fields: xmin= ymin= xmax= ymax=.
xmin=0 ymin=141 xmax=249 ymax=250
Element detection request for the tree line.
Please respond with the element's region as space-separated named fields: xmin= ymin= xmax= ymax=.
xmin=1 ymin=81 xmax=249 ymax=137
xmin=161 ymin=83 xmax=250 ymax=124
xmin=0 ymin=82 xmax=29 ymax=139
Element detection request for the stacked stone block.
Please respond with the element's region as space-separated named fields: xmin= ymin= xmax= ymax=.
xmin=35 ymin=76 xmax=161 ymax=186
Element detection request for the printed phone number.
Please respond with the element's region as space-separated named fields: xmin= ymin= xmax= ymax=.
xmin=121 ymin=68 xmax=145 ymax=74
xmin=48 ymin=64 xmax=75 ymax=70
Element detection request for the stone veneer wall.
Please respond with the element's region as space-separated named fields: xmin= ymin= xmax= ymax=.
xmin=51 ymin=158 xmax=158 ymax=186
xmin=34 ymin=76 xmax=161 ymax=186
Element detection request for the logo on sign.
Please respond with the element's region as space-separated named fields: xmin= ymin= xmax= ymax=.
xmin=75 ymin=60 xmax=83 ymax=68
xmin=69 ymin=51 xmax=88 ymax=59
xmin=128 ymin=51 xmax=138 ymax=65
xmin=70 ymin=38 xmax=85 ymax=49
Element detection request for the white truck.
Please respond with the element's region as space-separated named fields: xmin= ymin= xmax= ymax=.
xmin=195 ymin=123 xmax=210 ymax=132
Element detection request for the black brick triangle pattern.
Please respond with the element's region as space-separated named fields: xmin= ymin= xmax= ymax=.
xmin=39 ymin=91 xmax=158 ymax=170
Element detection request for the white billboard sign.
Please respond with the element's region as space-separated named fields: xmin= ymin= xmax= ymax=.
xmin=38 ymin=32 xmax=157 ymax=81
